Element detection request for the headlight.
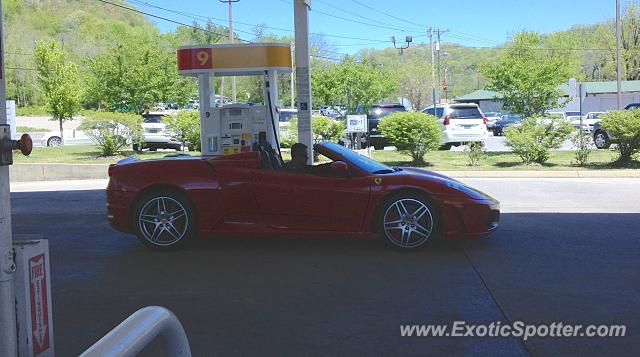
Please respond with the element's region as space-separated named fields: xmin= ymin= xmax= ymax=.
xmin=443 ymin=180 xmax=492 ymax=200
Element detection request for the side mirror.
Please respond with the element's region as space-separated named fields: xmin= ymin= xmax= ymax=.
xmin=329 ymin=161 xmax=349 ymax=177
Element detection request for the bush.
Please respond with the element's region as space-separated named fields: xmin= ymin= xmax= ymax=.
xmin=601 ymin=110 xmax=640 ymax=165
xmin=572 ymin=130 xmax=592 ymax=166
xmin=465 ymin=141 xmax=486 ymax=166
xmin=312 ymin=116 xmax=345 ymax=144
xmin=279 ymin=116 xmax=345 ymax=148
xmin=80 ymin=111 xmax=141 ymax=156
xmin=166 ymin=110 xmax=201 ymax=152
xmin=504 ymin=117 xmax=574 ymax=164
xmin=378 ymin=112 xmax=441 ymax=164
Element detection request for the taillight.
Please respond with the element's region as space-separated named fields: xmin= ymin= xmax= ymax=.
xmin=443 ymin=115 xmax=451 ymax=125
xmin=108 ymin=164 xmax=116 ymax=177
xmin=482 ymin=114 xmax=487 ymax=125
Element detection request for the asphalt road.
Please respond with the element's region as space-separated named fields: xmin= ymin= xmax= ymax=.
xmin=9 ymin=178 xmax=640 ymax=356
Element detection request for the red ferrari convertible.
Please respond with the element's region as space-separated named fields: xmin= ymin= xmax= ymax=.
xmin=106 ymin=142 xmax=499 ymax=251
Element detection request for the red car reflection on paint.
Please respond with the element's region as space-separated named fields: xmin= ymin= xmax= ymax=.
xmin=106 ymin=142 xmax=499 ymax=251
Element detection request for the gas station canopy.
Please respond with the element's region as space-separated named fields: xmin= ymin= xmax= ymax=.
xmin=177 ymin=43 xmax=292 ymax=77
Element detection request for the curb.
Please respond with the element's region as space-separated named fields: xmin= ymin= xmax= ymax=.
xmin=440 ymin=170 xmax=640 ymax=178
xmin=8 ymin=164 xmax=640 ymax=182
xmin=10 ymin=163 xmax=109 ymax=182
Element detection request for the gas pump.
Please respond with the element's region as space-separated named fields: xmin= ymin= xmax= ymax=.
xmin=177 ymin=43 xmax=292 ymax=156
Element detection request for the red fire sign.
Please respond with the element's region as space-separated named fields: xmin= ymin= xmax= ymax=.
xmin=30 ymin=254 xmax=50 ymax=355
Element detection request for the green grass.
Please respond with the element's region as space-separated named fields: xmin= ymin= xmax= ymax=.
xmin=15 ymin=105 xmax=50 ymax=117
xmin=16 ymin=126 xmax=51 ymax=133
xmin=12 ymin=145 xmax=639 ymax=170
xmin=13 ymin=145 xmax=200 ymax=164
xmin=371 ymin=149 xmax=639 ymax=171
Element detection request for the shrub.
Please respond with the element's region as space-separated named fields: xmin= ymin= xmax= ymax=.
xmin=312 ymin=116 xmax=345 ymax=144
xmin=504 ymin=117 xmax=574 ymax=164
xmin=465 ymin=141 xmax=486 ymax=166
xmin=378 ymin=112 xmax=441 ymax=164
xmin=80 ymin=111 xmax=141 ymax=156
xmin=166 ymin=110 xmax=201 ymax=152
xmin=601 ymin=110 xmax=640 ymax=165
xmin=279 ymin=116 xmax=345 ymax=148
xmin=571 ymin=130 xmax=592 ymax=166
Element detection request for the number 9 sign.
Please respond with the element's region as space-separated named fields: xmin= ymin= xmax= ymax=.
xmin=191 ymin=49 xmax=212 ymax=69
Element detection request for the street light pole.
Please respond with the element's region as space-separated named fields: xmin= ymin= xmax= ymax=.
xmin=0 ymin=0 xmax=18 ymax=354
xmin=616 ymin=0 xmax=623 ymax=109
xmin=219 ymin=0 xmax=239 ymax=103
xmin=391 ymin=35 xmax=412 ymax=64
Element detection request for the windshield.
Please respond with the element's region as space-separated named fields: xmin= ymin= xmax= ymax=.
xmin=280 ymin=111 xmax=297 ymax=122
xmin=317 ymin=142 xmax=393 ymax=174
xmin=449 ymin=106 xmax=482 ymax=119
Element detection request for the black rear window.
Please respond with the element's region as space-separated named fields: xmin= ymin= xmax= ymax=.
xmin=423 ymin=107 xmax=445 ymax=118
xmin=369 ymin=105 xmax=406 ymax=119
xmin=450 ymin=107 xmax=482 ymax=119
xmin=143 ymin=115 xmax=165 ymax=123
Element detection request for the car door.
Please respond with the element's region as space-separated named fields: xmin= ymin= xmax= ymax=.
xmin=251 ymin=168 xmax=371 ymax=232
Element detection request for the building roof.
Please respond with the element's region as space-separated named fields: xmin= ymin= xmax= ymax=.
xmin=457 ymin=89 xmax=502 ymax=101
xmin=458 ymin=80 xmax=640 ymax=102
xmin=581 ymin=80 xmax=640 ymax=94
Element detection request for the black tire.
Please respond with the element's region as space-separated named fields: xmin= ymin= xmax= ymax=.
xmin=377 ymin=193 xmax=439 ymax=251
xmin=440 ymin=143 xmax=453 ymax=150
xmin=593 ymin=130 xmax=611 ymax=149
xmin=148 ymin=147 xmax=158 ymax=152
xmin=373 ymin=144 xmax=385 ymax=150
xmin=132 ymin=143 xmax=141 ymax=152
xmin=47 ymin=136 xmax=62 ymax=147
xmin=132 ymin=191 xmax=197 ymax=250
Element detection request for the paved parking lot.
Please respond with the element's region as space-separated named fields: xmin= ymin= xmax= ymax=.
xmin=9 ymin=178 xmax=640 ymax=356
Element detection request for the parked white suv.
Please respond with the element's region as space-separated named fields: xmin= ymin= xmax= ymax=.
xmin=422 ymin=103 xmax=488 ymax=149
xmin=133 ymin=112 xmax=181 ymax=151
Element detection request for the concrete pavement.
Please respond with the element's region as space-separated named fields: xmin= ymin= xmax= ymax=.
xmin=9 ymin=178 xmax=639 ymax=356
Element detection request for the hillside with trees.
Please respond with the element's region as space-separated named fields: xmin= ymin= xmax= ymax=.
xmin=3 ymin=0 xmax=640 ymax=112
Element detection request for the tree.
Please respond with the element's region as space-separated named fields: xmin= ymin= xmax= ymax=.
xmin=378 ymin=112 xmax=441 ymax=165
xmin=312 ymin=57 xmax=398 ymax=114
xmin=481 ymin=31 xmax=581 ymax=117
xmin=86 ymin=33 xmax=194 ymax=114
xmin=80 ymin=111 xmax=142 ymax=156
xmin=34 ymin=39 xmax=83 ymax=143
xmin=601 ymin=110 xmax=640 ymax=165
xmin=397 ymin=59 xmax=432 ymax=111
xmin=166 ymin=110 xmax=202 ymax=152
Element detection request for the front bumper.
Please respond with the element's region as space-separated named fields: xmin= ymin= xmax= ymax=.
xmin=438 ymin=197 xmax=500 ymax=239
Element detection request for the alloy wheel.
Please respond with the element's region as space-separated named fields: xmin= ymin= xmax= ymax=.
xmin=383 ymin=198 xmax=434 ymax=249
xmin=138 ymin=196 xmax=189 ymax=247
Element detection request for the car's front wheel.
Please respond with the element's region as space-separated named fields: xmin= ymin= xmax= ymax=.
xmin=133 ymin=191 xmax=196 ymax=250
xmin=47 ymin=136 xmax=62 ymax=147
xmin=379 ymin=194 xmax=438 ymax=251
xmin=593 ymin=130 xmax=611 ymax=149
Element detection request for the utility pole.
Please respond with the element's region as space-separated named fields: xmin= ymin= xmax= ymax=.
xmin=0 ymin=0 xmax=18 ymax=355
xmin=428 ymin=28 xmax=436 ymax=108
xmin=436 ymin=29 xmax=449 ymax=105
xmin=219 ymin=0 xmax=239 ymax=103
xmin=616 ymin=0 xmax=622 ymax=109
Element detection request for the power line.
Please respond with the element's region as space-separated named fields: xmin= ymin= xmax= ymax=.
xmin=348 ymin=0 xmax=425 ymax=28
xmin=97 ymin=0 xmax=252 ymax=43
xmin=129 ymin=0 xmax=390 ymax=45
xmin=315 ymin=0 xmax=416 ymax=32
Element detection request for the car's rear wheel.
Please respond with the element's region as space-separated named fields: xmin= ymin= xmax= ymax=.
xmin=379 ymin=195 xmax=438 ymax=251
xmin=47 ymin=136 xmax=62 ymax=147
xmin=133 ymin=191 xmax=196 ymax=250
xmin=593 ymin=130 xmax=610 ymax=149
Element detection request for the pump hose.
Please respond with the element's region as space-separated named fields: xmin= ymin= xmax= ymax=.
xmin=265 ymin=72 xmax=283 ymax=159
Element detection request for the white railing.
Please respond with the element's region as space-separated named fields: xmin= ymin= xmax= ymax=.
xmin=80 ymin=306 xmax=191 ymax=357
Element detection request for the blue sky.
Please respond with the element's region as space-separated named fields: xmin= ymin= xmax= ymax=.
xmin=124 ymin=0 xmax=617 ymax=55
